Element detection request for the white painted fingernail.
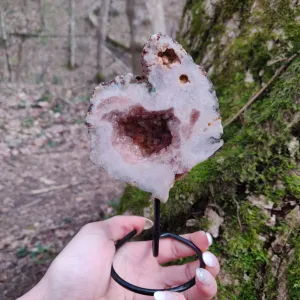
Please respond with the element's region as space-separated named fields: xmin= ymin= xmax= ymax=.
xmin=203 ymin=251 xmax=218 ymax=268
xmin=206 ymin=232 xmax=213 ymax=246
xmin=143 ymin=218 xmax=154 ymax=230
xmin=154 ymin=291 xmax=177 ymax=300
xmin=196 ymin=268 xmax=213 ymax=286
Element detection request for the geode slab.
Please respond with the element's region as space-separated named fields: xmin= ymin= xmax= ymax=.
xmin=86 ymin=33 xmax=223 ymax=202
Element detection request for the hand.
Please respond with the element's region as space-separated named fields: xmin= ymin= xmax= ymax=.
xmin=19 ymin=216 xmax=219 ymax=300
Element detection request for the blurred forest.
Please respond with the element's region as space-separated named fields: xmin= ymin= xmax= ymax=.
xmin=1 ymin=0 xmax=300 ymax=300
xmin=0 ymin=1 xmax=185 ymax=299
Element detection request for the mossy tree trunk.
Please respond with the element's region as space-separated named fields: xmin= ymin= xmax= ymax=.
xmin=119 ymin=1 xmax=300 ymax=299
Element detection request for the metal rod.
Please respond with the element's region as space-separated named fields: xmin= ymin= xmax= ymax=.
xmin=152 ymin=198 xmax=160 ymax=257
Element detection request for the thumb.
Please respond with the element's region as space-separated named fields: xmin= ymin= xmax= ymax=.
xmin=154 ymin=291 xmax=186 ymax=299
xmin=101 ymin=215 xmax=153 ymax=242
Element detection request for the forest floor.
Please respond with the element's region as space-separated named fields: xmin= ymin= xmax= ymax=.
xmin=0 ymin=82 xmax=125 ymax=299
xmin=0 ymin=1 xmax=186 ymax=298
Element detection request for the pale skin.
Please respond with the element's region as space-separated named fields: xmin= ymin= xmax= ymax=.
xmin=18 ymin=216 xmax=219 ymax=300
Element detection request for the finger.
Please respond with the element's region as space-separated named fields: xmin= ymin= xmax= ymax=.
xmin=157 ymin=231 xmax=209 ymax=264
xmin=162 ymin=251 xmax=219 ymax=288
xmin=162 ymin=260 xmax=198 ymax=287
xmin=154 ymin=291 xmax=186 ymax=300
xmin=206 ymin=232 xmax=213 ymax=246
xmin=184 ymin=268 xmax=217 ymax=300
xmin=202 ymin=251 xmax=220 ymax=277
xmin=80 ymin=216 xmax=153 ymax=242
xmin=102 ymin=215 xmax=153 ymax=241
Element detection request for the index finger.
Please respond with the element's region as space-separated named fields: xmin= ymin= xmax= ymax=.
xmin=156 ymin=231 xmax=210 ymax=265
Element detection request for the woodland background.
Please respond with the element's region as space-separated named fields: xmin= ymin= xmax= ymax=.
xmin=0 ymin=0 xmax=299 ymax=299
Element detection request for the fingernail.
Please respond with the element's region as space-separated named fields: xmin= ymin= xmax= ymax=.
xmin=154 ymin=291 xmax=177 ymax=300
xmin=206 ymin=232 xmax=213 ymax=246
xmin=203 ymin=251 xmax=218 ymax=268
xmin=196 ymin=268 xmax=213 ymax=286
xmin=143 ymin=218 xmax=154 ymax=230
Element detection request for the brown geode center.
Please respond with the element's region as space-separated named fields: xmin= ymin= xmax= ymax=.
xmin=106 ymin=106 xmax=176 ymax=156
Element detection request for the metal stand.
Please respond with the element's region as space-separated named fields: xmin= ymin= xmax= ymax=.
xmin=111 ymin=199 xmax=206 ymax=296
xmin=152 ymin=198 xmax=160 ymax=257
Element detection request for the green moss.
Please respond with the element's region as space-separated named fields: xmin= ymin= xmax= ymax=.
xmin=119 ymin=57 xmax=299 ymax=297
xmin=284 ymin=173 xmax=300 ymax=199
xmin=118 ymin=185 xmax=150 ymax=215
xmin=287 ymin=229 xmax=300 ymax=299
xmin=181 ymin=0 xmax=300 ymax=123
xmin=95 ymin=72 xmax=105 ymax=83
xmin=217 ymin=283 xmax=239 ymax=300
xmin=208 ymin=201 xmax=269 ymax=299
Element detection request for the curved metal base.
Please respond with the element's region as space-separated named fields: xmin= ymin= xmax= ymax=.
xmin=111 ymin=230 xmax=206 ymax=296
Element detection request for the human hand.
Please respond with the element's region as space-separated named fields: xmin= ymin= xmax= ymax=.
xmin=19 ymin=216 xmax=219 ymax=300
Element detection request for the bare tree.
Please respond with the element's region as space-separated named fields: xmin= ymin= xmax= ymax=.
xmin=16 ymin=37 xmax=26 ymax=82
xmin=97 ymin=0 xmax=111 ymax=75
xmin=146 ymin=0 xmax=166 ymax=34
xmin=21 ymin=0 xmax=30 ymax=29
xmin=126 ymin=0 xmax=166 ymax=74
xmin=68 ymin=0 xmax=76 ymax=69
xmin=0 ymin=9 xmax=12 ymax=81
xmin=38 ymin=0 xmax=45 ymax=32
xmin=126 ymin=0 xmax=143 ymax=74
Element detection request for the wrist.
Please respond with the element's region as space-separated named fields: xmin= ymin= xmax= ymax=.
xmin=17 ymin=276 xmax=49 ymax=300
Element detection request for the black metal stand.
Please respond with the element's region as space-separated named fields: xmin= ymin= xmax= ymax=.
xmin=111 ymin=199 xmax=206 ymax=296
xmin=152 ymin=198 xmax=160 ymax=257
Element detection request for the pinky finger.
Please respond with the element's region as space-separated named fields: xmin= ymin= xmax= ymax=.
xmin=154 ymin=291 xmax=186 ymax=300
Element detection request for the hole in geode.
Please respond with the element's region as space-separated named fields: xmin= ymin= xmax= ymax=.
xmin=106 ymin=106 xmax=177 ymax=156
xmin=179 ymin=74 xmax=189 ymax=84
xmin=158 ymin=48 xmax=180 ymax=66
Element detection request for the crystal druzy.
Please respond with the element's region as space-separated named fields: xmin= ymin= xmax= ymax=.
xmin=86 ymin=33 xmax=223 ymax=202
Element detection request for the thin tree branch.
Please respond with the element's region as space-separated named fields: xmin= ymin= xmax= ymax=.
xmin=26 ymin=182 xmax=81 ymax=195
xmin=16 ymin=37 xmax=26 ymax=82
xmin=104 ymin=47 xmax=128 ymax=73
xmin=68 ymin=0 xmax=76 ymax=69
xmin=224 ymin=54 xmax=297 ymax=128
xmin=9 ymin=32 xmax=95 ymax=38
xmin=97 ymin=0 xmax=111 ymax=73
xmin=232 ymin=198 xmax=242 ymax=231
xmin=39 ymin=0 xmax=45 ymax=32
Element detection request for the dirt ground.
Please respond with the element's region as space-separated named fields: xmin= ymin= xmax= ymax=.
xmin=0 ymin=1 xmax=186 ymax=298
xmin=0 ymin=82 xmax=125 ymax=299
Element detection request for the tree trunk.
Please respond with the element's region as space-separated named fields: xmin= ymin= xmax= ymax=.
xmin=68 ymin=0 xmax=76 ymax=69
xmin=126 ymin=0 xmax=142 ymax=74
xmin=38 ymin=0 xmax=45 ymax=32
xmin=126 ymin=0 xmax=166 ymax=74
xmin=0 ymin=9 xmax=12 ymax=81
xmin=119 ymin=1 xmax=300 ymax=299
xmin=146 ymin=0 xmax=166 ymax=34
xmin=97 ymin=0 xmax=111 ymax=74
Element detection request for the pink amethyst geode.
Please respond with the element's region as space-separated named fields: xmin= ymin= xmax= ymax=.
xmin=86 ymin=33 xmax=223 ymax=202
